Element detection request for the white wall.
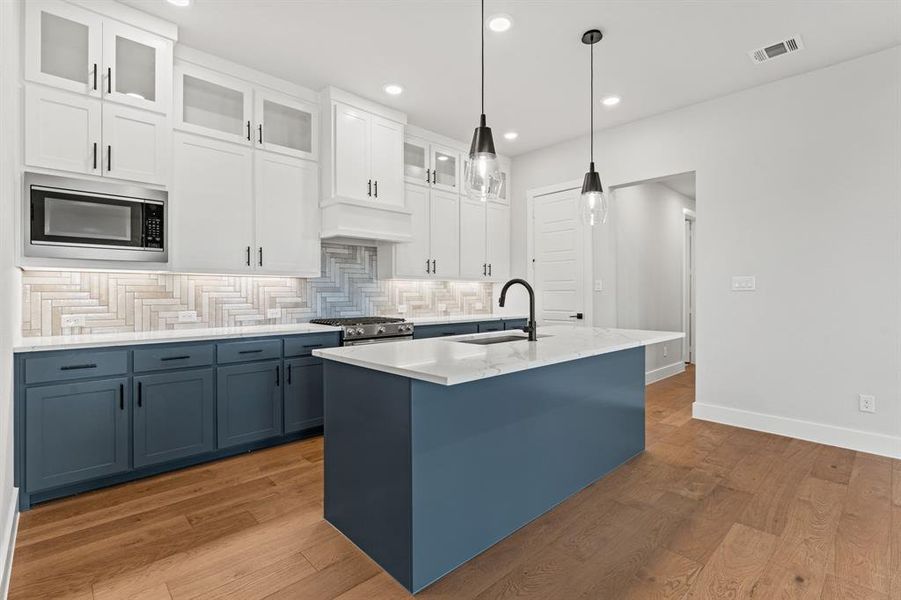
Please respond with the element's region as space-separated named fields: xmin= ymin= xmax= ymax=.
xmin=0 ymin=0 xmax=21 ymax=595
xmin=512 ymin=47 xmax=901 ymax=457
xmin=612 ymin=182 xmax=694 ymax=372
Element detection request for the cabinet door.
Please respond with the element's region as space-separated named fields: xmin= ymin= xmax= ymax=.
xmin=255 ymin=90 xmax=318 ymax=161
xmin=172 ymin=133 xmax=254 ymax=273
xmin=369 ymin=116 xmax=405 ymax=206
xmin=495 ymin=164 xmax=511 ymax=205
xmin=133 ymin=370 xmax=214 ymax=468
xmin=101 ymin=19 xmax=172 ymax=114
xmin=459 ymin=198 xmax=487 ymax=280
xmin=486 ymin=203 xmax=511 ymax=281
xmin=217 ymin=361 xmax=283 ymax=448
xmin=254 ymin=152 xmax=320 ymax=276
xmin=430 ymin=144 xmax=460 ymax=193
xmin=404 ymin=137 xmax=430 ymax=186
xmin=284 ymin=358 xmax=324 ymax=433
xmin=25 ymin=85 xmax=101 ymax=175
xmin=25 ymin=377 xmax=129 ymax=492
xmin=102 ymin=103 xmax=167 ymax=185
xmin=175 ymin=64 xmax=254 ymax=145
xmin=333 ymin=102 xmax=371 ymax=202
xmin=393 ymin=183 xmax=431 ymax=278
xmin=25 ymin=0 xmax=102 ymax=97
xmin=429 ymin=189 xmax=460 ymax=278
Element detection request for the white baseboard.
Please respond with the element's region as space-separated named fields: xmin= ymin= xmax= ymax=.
xmin=0 ymin=488 xmax=18 ymax=600
xmin=693 ymin=402 xmax=901 ymax=459
xmin=646 ymin=362 xmax=685 ymax=385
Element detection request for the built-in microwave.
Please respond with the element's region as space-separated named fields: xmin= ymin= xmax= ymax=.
xmin=25 ymin=173 xmax=167 ymax=263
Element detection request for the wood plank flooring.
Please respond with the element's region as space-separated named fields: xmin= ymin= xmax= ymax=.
xmin=10 ymin=365 xmax=900 ymax=599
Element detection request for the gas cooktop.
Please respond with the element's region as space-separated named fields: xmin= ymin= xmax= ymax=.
xmin=310 ymin=317 xmax=405 ymax=327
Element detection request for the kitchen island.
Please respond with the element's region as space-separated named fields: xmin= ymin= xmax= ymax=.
xmin=313 ymin=326 xmax=683 ymax=593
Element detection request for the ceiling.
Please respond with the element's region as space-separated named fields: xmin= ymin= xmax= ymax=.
xmin=658 ymin=173 xmax=696 ymax=200
xmin=122 ymin=0 xmax=901 ymax=156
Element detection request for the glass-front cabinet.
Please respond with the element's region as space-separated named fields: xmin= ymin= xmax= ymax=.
xmin=404 ymin=137 xmax=430 ymax=185
xmin=255 ymin=90 xmax=318 ymax=161
xmin=403 ymin=137 xmax=461 ymax=193
xmin=102 ymin=20 xmax=172 ymax=113
xmin=430 ymin=144 xmax=459 ymax=193
xmin=175 ymin=64 xmax=254 ymax=145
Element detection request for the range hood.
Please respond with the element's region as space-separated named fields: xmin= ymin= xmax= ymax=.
xmin=319 ymin=198 xmax=413 ymax=244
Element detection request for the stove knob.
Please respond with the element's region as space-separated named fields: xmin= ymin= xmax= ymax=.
xmin=356 ymin=328 xmax=365 ymax=335
xmin=377 ymin=326 xmax=386 ymax=334
xmin=345 ymin=327 xmax=355 ymax=336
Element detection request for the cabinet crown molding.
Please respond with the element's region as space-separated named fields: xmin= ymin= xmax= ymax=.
xmin=321 ymin=86 xmax=406 ymax=125
xmin=68 ymin=0 xmax=178 ymax=40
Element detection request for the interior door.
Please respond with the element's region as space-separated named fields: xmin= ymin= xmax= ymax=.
xmin=486 ymin=203 xmax=510 ymax=281
xmin=172 ymin=133 xmax=253 ymax=273
xmin=101 ymin=19 xmax=172 ymax=114
xmin=25 ymin=0 xmax=102 ymax=97
xmin=255 ymin=89 xmax=318 ymax=161
xmin=459 ymin=197 xmax=487 ymax=279
xmin=254 ymin=152 xmax=321 ymax=277
xmin=533 ymin=188 xmax=587 ymax=326
xmin=333 ymin=102 xmax=370 ymax=202
xmin=101 ymin=103 xmax=167 ymax=185
xmin=369 ymin=115 xmax=404 ymax=206
xmin=393 ymin=183 xmax=431 ymax=277
xmin=175 ymin=64 xmax=254 ymax=145
xmin=25 ymin=85 xmax=101 ymax=175
xmin=429 ymin=189 xmax=460 ymax=278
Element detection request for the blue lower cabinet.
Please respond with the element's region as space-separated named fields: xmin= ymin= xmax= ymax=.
xmin=133 ymin=369 xmax=215 ymax=468
xmin=477 ymin=321 xmax=504 ymax=333
xmin=284 ymin=357 xmax=324 ymax=433
xmin=504 ymin=319 xmax=528 ymax=331
xmin=413 ymin=322 xmax=480 ymax=339
xmin=25 ymin=377 xmax=130 ymax=492
xmin=217 ymin=360 xmax=283 ymax=448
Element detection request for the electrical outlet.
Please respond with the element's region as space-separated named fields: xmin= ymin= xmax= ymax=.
xmin=663 ymin=345 xmax=668 ymax=358
xmin=177 ymin=310 xmax=198 ymax=323
xmin=60 ymin=315 xmax=85 ymax=328
xmin=594 ymin=279 xmax=604 ymax=292
xmin=267 ymin=308 xmax=280 ymax=319
xmin=859 ymin=394 xmax=876 ymax=413
xmin=731 ymin=276 xmax=756 ymax=291
xmin=397 ymin=304 xmax=407 ymax=314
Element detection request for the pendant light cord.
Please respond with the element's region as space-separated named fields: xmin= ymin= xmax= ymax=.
xmin=589 ymin=38 xmax=594 ymax=164
xmin=481 ymin=0 xmax=485 ymax=115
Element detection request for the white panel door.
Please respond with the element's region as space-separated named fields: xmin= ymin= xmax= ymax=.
xmin=486 ymin=203 xmax=510 ymax=281
xmin=255 ymin=89 xmax=318 ymax=161
xmin=533 ymin=188 xmax=586 ymax=325
xmin=459 ymin=198 xmax=487 ymax=280
xmin=101 ymin=19 xmax=172 ymax=114
xmin=101 ymin=104 xmax=167 ymax=185
xmin=393 ymin=183 xmax=431 ymax=278
xmin=175 ymin=64 xmax=254 ymax=145
xmin=25 ymin=0 xmax=102 ymax=97
xmin=429 ymin=189 xmax=460 ymax=279
xmin=333 ymin=102 xmax=370 ymax=202
xmin=254 ymin=153 xmax=320 ymax=276
xmin=369 ymin=116 xmax=404 ymax=206
xmin=25 ymin=85 xmax=101 ymax=175
xmin=172 ymin=133 xmax=254 ymax=273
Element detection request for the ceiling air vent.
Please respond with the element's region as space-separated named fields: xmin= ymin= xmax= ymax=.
xmin=748 ymin=35 xmax=804 ymax=64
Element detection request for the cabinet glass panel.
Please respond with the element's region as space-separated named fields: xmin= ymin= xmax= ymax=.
xmin=114 ymin=35 xmax=156 ymax=102
xmin=183 ymin=74 xmax=245 ymax=137
xmin=433 ymin=149 xmax=457 ymax=189
xmin=498 ymin=171 xmax=508 ymax=201
xmin=404 ymin=141 xmax=428 ymax=182
xmin=41 ymin=11 xmax=89 ymax=85
xmin=263 ymin=100 xmax=312 ymax=153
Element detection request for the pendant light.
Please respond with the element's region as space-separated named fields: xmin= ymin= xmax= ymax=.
xmin=465 ymin=0 xmax=501 ymax=202
xmin=581 ymin=29 xmax=607 ymax=226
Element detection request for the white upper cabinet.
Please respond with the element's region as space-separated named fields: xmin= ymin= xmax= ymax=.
xmin=486 ymin=203 xmax=511 ymax=280
xmin=369 ymin=116 xmax=404 ymax=205
xmin=404 ymin=137 xmax=430 ymax=186
xmin=101 ymin=19 xmax=172 ymax=114
xmin=496 ymin=158 xmax=512 ymax=205
xmin=25 ymin=85 xmax=101 ymax=175
xmin=101 ymin=103 xmax=167 ymax=185
xmin=404 ymin=136 xmax=461 ymax=193
xmin=25 ymin=0 xmax=102 ymax=97
xmin=175 ymin=64 xmax=253 ymax=145
xmin=391 ymin=183 xmax=432 ymax=278
xmin=459 ymin=197 xmax=488 ymax=280
xmin=333 ymin=102 xmax=371 ymax=202
xmin=430 ymin=144 xmax=460 ymax=193
xmin=429 ymin=189 xmax=460 ymax=278
xmin=255 ymin=90 xmax=318 ymax=161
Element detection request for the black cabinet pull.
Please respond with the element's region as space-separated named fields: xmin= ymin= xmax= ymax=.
xmin=275 ymin=365 xmax=280 ymax=386
xmin=246 ymin=246 xmax=251 ymax=266
xmin=92 ymin=63 xmax=97 ymax=90
xmin=374 ymin=180 xmax=378 ymax=198
xmin=426 ymin=168 xmax=430 ymax=183
xmin=432 ymin=259 xmax=437 ymax=273
xmin=440 ymin=332 xmax=457 ymax=336
xmin=107 ymin=145 xmax=111 ymax=171
xmin=92 ymin=142 xmax=97 ymax=170
xmin=425 ymin=259 xmax=431 ymax=274
xmin=258 ymin=124 xmax=263 ymax=144
xmin=287 ymin=364 xmax=292 ymax=385
xmin=488 ymin=264 xmax=492 ymax=276
xmin=432 ymin=170 xmax=437 ymax=184
xmin=302 ymin=343 xmax=323 ymax=349
xmin=160 ymin=355 xmax=190 ymax=362
xmin=137 ymin=381 xmax=143 ymax=407
xmin=482 ymin=263 xmax=486 ymax=276
xmin=367 ymin=179 xmax=372 ymax=197
xmin=246 ymin=121 xmax=251 ymax=141
xmin=258 ymin=247 xmax=263 ymax=267
xmin=238 ymin=349 xmax=263 ymax=354
xmin=119 ymin=383 xmax=124 ymax=410
xmin=60 ymin=363 xmax=97 ymax=371
xmin=107 ymin=66 xmax=111 ymax=94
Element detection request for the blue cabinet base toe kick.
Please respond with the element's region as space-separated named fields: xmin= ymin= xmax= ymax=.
xmin=322 ymin=346 xmax=645 ymax=593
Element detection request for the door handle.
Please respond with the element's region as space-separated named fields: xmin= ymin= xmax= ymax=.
xmin=92 ymin=142 xmax=97 ymax=170
xmin=374 ymin=180 xmax=378 ymax=198
xmin=426 ymin=168 xmax=430 ymax=184
xmin=107 ymin=145 xmax=111 ymax=171
xmin=246 ymin=246 xmax=251 ymax=266
xmin=488 ymin=264 xmax=492 ymax=276
xmin=258 ymin=247 xmax=263 ymax=267
xmin=119 ymin=383 xmax=124 ymax=410
xmin=60 ymin=363 xmax=97 ymax=371
xmin=483 ymin=263 xmax=486 ymax=276
xmin=92 ymin=63 xmax=97 ymax=91
xmin=426 ymin=259 xmax=431 ymax=274
xmin=287 ymin=364 xmax=292 ymax=385
xmin=367 ymin=179 xmax=372 ymax=197
xmin=569 ymin=313 xmax=584 ymax=320
xmin=107 ymin=67 xmax=112 ymax=94
xmin=160 ymin=355 xmax=191 ymax=362
xmin=432 ymin=259 xmax=436 ymax=273
xmin=137 ymin=381 xmax=143 ymax=407
xmin=432 ymin=170 xmax=437 ymax=184
xmin=246 ymin=121 xmax=251 ymax=141
xmin=258 ymin=124 xmax=263 ymax=144
xmin=275 ymin=365 xmax=280 ymax=387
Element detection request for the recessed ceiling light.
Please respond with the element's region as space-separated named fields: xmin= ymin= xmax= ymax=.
xmin=437 ymin=155 xmax=449 ymax=161
xmin=486 ymin=14 xmax=513 ymax=33
xmin=503 ymin=131 xmax=518 ymax=140
xmin=383 ymin=84 xmax=403 ymax=96
xmin=166 ymin=0 xmax=191 ymax=6
xmin=601 ymin=95 xmax=621 ymax=107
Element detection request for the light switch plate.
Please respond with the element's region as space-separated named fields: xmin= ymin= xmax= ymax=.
xmin=61 ymin=315 xmax=85 ymax=328
xmin=731 ymin=276 xmax=756 ymax=291
xmin=177 ymin=310 xmax=198 ymax=323
xmin=267 ymin=308 xmax=280 ymax=319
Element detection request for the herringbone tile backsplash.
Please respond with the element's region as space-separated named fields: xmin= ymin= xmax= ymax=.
xmin=22 ymin=244 xmax=494 ymax=337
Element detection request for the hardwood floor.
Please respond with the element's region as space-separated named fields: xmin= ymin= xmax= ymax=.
xmin=10 ymin=365 xmax=900 ymax=599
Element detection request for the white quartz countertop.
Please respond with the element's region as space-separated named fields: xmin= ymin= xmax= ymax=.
xmin=313 ymin=326 xmax=684 ymax=386
xmin=395 ymin=314 xmax=528 ymax=326
xmin=14 ymin=323 xmax=342 ymax=353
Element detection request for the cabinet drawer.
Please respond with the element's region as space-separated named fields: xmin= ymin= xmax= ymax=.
xmin=284 ymin=333 xmax=340 ymax=358
xmin=133 ymin=343 xmax=214 ymax=373
xmin=217 ymin=339 xmax=282 ymax=364
xmin=24 ymin=350 xmax=128 ymax=385
xmin=477 ymin=321 xmax=504 ymax=333
xmin=504 ymin=319 xmax=528 ymax=331
xmin=413 ymin=322 xmax=479 ymax=339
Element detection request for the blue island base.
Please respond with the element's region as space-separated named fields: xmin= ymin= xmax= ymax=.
xmin=323 ymin=346 xmax=645 ymax=593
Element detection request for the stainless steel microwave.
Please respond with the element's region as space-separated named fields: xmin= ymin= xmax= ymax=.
xmin=25 ymin=173 xmax=167 ymax=263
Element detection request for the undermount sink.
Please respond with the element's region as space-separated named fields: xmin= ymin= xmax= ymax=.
xmin=456 ymin=334 xmax=548 ymax=345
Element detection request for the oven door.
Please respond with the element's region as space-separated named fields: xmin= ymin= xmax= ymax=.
xmin=343 ymin=336 xmax=413 ymax=347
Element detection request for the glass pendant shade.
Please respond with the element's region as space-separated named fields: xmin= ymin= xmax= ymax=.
xmin=466 ymin=114 xmax=501 ymax=201
xmin=581 ymin=162 xmax=608 ymax=226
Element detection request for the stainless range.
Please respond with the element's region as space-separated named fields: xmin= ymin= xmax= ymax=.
xmin=309 ymin=317 xmax=413 ymax=346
